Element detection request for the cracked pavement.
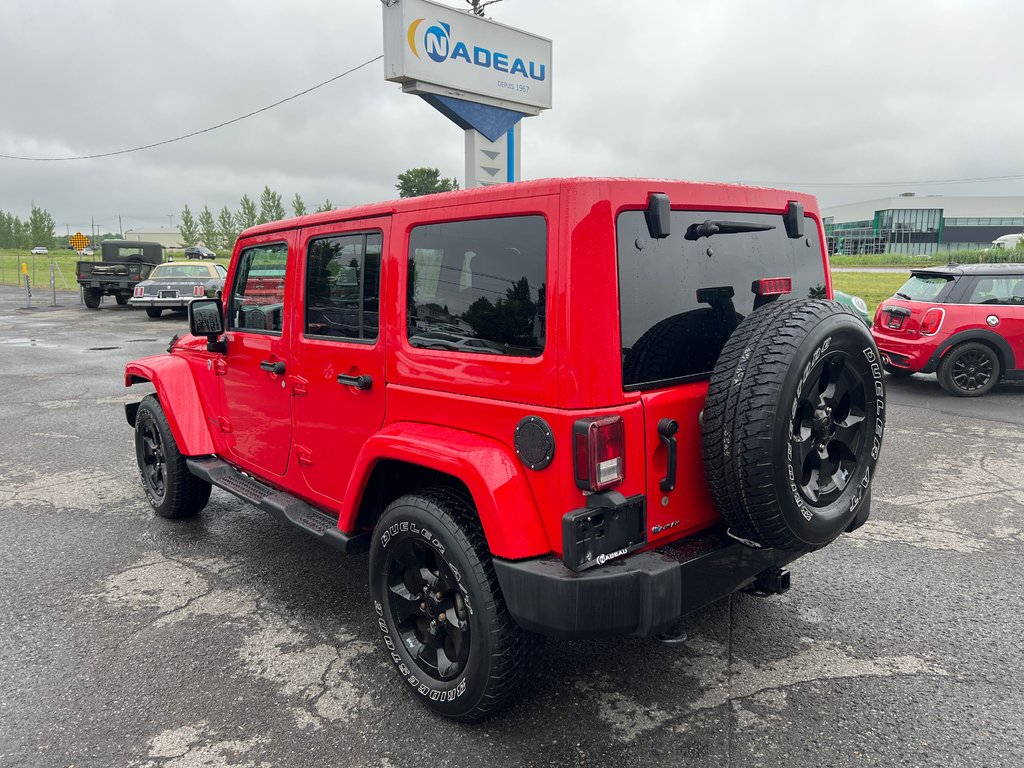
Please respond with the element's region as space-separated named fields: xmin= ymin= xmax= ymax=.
xmin=1 ymin=285 xmax=1023 ymax=767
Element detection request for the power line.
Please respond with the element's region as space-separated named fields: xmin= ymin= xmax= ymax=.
xmin=0 ymin=54 xmax=383 ymax=162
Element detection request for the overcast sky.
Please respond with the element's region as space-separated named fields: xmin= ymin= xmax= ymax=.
xmin=3 ymin=0 xmax=1023 ymax=233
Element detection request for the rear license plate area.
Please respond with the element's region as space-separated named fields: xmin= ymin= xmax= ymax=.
xmin=562 ymin=495 xmax=646 ymax=572
xmin=158 ymin=290 xmax=179 ymax=299
xmin=886 ymin=313 xmax=904 ymax=329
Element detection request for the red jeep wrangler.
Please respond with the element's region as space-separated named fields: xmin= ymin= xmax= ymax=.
xmin=124 ymin=178 xmax=885 ymax=720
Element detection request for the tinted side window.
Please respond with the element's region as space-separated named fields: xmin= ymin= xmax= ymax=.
xmin=305 ymin=232 xmax=382 ymax=341
xmin=228 ymin=243 xmax=288 ymax=333
xmin=408 ymin=216 xmax=546 ymax=357
xmin=965 ymin=276 xmax=1024 ymax=305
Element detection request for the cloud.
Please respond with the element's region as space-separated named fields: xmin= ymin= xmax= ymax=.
xmin=2 ymin=0 xmax=1023 ymax=227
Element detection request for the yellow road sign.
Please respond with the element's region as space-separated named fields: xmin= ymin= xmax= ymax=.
xmin=69 ymin=232 xmax=89 ymax=250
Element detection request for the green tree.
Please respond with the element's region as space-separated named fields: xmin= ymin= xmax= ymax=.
xmin=218 ymin=206 xmax=239 ymax=251
xmin=258 ymin=185 xmax=286 ymax=224
xmin=235 ymin=194 xmax=258 ymax=231
xmin=198 ymin=205 xmax=218 ymax=250
xmin=0 ymin=211 xmax=20 ymax=248
xmin=396 ymin=167 xmax=459 ymax=198
xmin=315 ymin=198 xmax=334 ymax=213
xmin=292 ymin=193 xmax=307 ymax=217
xmin=179 ymin=204 xmax=199 ymax=247
xmin=28 ymin=205 xmax=56 ymax=249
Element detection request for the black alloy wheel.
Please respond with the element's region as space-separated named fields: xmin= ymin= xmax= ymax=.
xmin=790 ymin=352 xmax=870 ymax=506
xmin=384 ymin=536 xmax=471 ymax=681
xmin=939 ymin=342 xmax=1000 ymax=397
xmin=139 ymin=417 xmax=167 ymax=502
xmin=368 ymin=489 xmax=542 ymax=721
xmin=133 ymin=395 xmax=211 ymax=518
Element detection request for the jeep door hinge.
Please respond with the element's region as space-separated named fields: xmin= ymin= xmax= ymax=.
xmin=217 ymin=416 xmax=232 ymax=433
xmin=296 ymin=446 xmax=313 ymax=466
xmin=291 ymin=376 xmax=308 ymax=395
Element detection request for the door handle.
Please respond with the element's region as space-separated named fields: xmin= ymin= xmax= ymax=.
xmin=260 ymin=360 xmax=285 ymax=375
xmin=337 ymin=373 xmax=373 ymax=390
xmin=658 ymin=418 xmax=679 ymax=492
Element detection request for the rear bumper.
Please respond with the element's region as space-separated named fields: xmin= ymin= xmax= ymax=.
xmin=872 ymin=331 xmax=940 ymax=373
xmin=130 ymin=296 xmax=198 ymax=309
xmin=493 ymin=526 xmax=812 ymax=639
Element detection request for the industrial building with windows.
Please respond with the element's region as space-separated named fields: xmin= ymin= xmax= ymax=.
xmin=822 ymin=194 xmax=1024 ymax=255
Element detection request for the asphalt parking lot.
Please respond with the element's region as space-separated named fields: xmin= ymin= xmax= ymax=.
xmin=2 ymin=286 xmax=1023 ymax=768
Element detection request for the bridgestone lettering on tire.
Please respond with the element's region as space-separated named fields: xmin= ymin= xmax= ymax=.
xmin=701 ymin=299 xmax=885 ymax=550
xmin=368 ymin=488 xmax=542 ymax=721
xmin=134 ymin=395 xmax=212 ymax=519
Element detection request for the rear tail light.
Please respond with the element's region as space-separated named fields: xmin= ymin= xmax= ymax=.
xmin=753 ymin=277 xmax=792 ymax=296
xmin=920 ymin=307 xmax=945 ymax=335
xmin=193 ymin=285 xmax=206 ymax=297
xmin=133 ymin=286 xmax=145 ymax=298
xmin=573 ymin=416 xmax=625 ymax=492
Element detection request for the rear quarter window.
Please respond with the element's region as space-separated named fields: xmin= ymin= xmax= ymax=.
xmin=407 ymin=215 xmax=546 ymax=357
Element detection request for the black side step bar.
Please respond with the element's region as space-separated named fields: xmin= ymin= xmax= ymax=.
xmin=186 ymin=457 xmax=369 ymax=554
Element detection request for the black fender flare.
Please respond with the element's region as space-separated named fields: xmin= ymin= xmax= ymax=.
xmin=921 ymin=328 xmax=1016 ymax=374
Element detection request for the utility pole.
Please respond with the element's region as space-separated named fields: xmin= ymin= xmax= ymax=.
xmin=91 ymin=215 xmax=95 ymax=246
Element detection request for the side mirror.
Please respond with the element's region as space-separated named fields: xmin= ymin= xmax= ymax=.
xmin=188 ymin=298 xmax=226 ymax=353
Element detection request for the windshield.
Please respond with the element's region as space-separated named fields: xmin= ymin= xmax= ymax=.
xmin=898 ymin=274 xmax=954 ymax=301
xmin=618 ymin=209 xmax=827 ymax=389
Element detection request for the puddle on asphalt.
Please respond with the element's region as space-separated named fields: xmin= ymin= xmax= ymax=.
xmin=125 ymin=339 xmax=159 ymax=343
xmin=86 ymin=346 xmax=121 ymax=351
xmin=0 ymin=337 xmax=61 ymax=349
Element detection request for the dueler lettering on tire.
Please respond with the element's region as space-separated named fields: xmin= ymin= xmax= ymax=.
xmin=367 ymin=488 xmax=541 ymax=721
xmin=702 ymin=299 xmax=886 ymax=550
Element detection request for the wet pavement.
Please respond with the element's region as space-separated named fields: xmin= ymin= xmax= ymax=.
xmin=1 ymin=285 xmax=1022 ymax=767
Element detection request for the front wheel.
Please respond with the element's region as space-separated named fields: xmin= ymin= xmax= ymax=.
xmin=938 ymin=342 xmax=1000 ymax=397
xmin=134 ymin=395 xmax=211 ymax=518
xmin=368 ymin=489 xmax=542 ymax=721
xmin=115 ymin=294 xmax=129 ymax=306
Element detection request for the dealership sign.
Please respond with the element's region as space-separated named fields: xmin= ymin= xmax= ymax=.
xmin=384 ymin=0 xmax=552 ymax=112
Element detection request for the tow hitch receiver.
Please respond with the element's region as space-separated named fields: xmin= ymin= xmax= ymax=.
xmin=746 ymin=566 xmax=791 ymax=596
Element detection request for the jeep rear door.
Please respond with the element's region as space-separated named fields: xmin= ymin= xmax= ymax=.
xmin=290 ymin=218 xmax=390 ymax=505
xmin=616 ymin=206 xmax=829 ymax=543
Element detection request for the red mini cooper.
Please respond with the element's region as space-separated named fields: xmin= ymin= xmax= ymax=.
xmin=872 ymin=263 xmax=1024 ymax=396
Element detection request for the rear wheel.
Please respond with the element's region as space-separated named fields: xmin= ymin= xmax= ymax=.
xmin=368 ymin=489 xmax=542 ymax=721
xmin=146 ymin=308 xmax=163 ymax=318
xmin=115 ymin=294 xmax=128 ymax=306
xmin=83 ymin=288 xmax=101 ymax=309
xmin=938 ymin=342 xmax=1000 ymax=397
xmin=134 ymin=395 xmax=211 ymax=518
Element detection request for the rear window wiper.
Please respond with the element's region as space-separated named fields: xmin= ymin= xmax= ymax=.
xmin=685 ymin=220 xmax=776 ymax=240
xmin=895 ymin=291 xmax=912 ymax=300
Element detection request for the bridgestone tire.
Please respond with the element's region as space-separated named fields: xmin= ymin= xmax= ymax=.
xmin=701 ymin=299 xmax=885 ymax=550
xmin=134 ymin=395 xmax=211 ymax=518
xmin=368 ymin=488 xmax=543 ymax=721
xmin=83 ymin=288 xmax=102 ymax=309
xmin=146 ymin=308 xmax=163 ymax=318
xmin=115 ymin=295 xmax=129 ymax=306
xmin=937 ymin=341 xmax=1000 ymax=397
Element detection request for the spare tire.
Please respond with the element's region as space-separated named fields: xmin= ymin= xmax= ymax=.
xmin=701 ymin=299 xmax=885 ymax=550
